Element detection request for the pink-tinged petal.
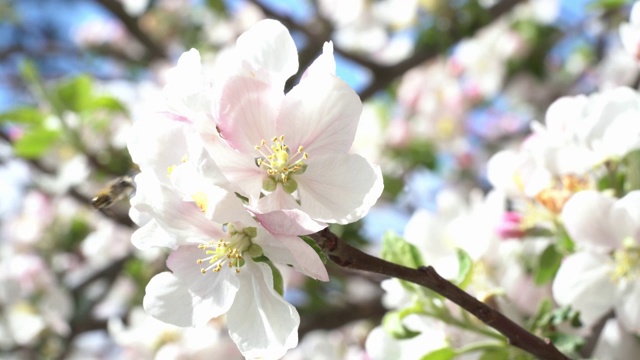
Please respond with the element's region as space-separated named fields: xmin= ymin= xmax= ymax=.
xmin=131 ymin=219 xmax=178 ymax=250
xmin=552 ymin=251 xmax=616 ymax=328
xmin=216 ymin=76 xmax=282 ymax=152
xmin=614 ymin=279 xmax=640 ymax=333
xmin=235 ymin=19 xmax=298 ymax=89
xmin=250 ymin=187 xmax=327 ymax=235
xmin=297 ymin=154 xmax=383 ymax=224
xmin=561 ymin=191 xmax=618 ymax=250
xmin=258 ymin=233 xmax=329 ymax=281
xmin=611 ymin=191 xmax=640 ymax=244
xmin=254 ymin=209 xmax=327 ymax=236
xmin=251 ymin=185 xmax=301 ymax=213
xmin=277 ymin=75 xmax=362 ymax=155
xmin=204 ymin=139 xmax=265 ymax=201
xmin=227 ymin=261 xmax=299 ymax=360
xmin=301 ymin=42 xmax=336 ymax=79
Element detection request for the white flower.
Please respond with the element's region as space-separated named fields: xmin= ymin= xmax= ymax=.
xmin=553 ymin=190 xmax=640 ymax=333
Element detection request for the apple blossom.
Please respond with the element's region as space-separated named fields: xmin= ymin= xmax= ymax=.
xmin=553 ymin=190 xmax=640 ymax=333
xmin=210 ymin=20 xmax=383 ymax=225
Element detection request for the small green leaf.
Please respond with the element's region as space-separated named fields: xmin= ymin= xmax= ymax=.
xmin=205 ymin=0 xmax=226 ymax=13
xmin=0 ymin=107 xmax=45 ymax=125
xmin=478 ymin=349 xmax=510 ymax=360
xmin=454 ymin=248 xmax=474 ymax=289
xmin=534 ymin=244 xmax=563 ymax=285
xmin=13 ymin=128 xmax=61 ymax=158
xmin=382 ymin=311 xmax=421 ymax=340
xmin=381 ymin=231 xmax=424 ymax=268
xmin=300 ymin=235 xmax=328 ymax=264
xmin=56 ymin=75 xmax=93 ymax=113
xmin=19 ymin=60 xmax=40 ymax=84
xmin=420 ymin=347 xmax=456 ymax=360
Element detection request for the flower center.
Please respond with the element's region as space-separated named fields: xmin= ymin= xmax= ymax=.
xmin=196 ymin=225 xmax=261 ymax=274
xmin=254 ymin=135 xmax=308 ymax=193
xmin=610 ymin=238 xmax=640 ymax=283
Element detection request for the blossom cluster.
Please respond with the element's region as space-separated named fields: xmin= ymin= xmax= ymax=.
xmin=126 ymin=19 xmax=383 ymax=359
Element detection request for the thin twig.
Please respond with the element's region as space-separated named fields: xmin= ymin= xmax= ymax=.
xmin=309 ymin=228 xmax=570 ymax=360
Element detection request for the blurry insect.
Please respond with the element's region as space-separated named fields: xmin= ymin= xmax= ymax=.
xmin=91 ymin=175 xmax=135 ymax=210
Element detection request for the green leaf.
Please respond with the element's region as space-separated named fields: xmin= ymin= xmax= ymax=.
xmin=253 ymin=257 xmax=284 ymax=296
xmin=420 ymin=347 xmax=456 ymax=360
xmin=454 ymin=248 xmax=474 ymax=289
xmin=0 ymin=107 xmax=45 ymax=125
xmin=534 ymin=244 xmax=563 ymax=285
xmin=56 ymin=75 xmax=93 ymax=113
xmin=300 ymin=235 xmax=328 ymax=264
xmin=381 ymin=231 xmax=424 ymax=268
xmin=89 ymin=95 xmax=128 ymax=114
xmin=382 ymin=310 xmax=421 ymax=340
xmin=13 ymin=128 xmax=61 ymax=158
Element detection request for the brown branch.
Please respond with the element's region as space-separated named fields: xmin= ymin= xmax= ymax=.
xmin=309 ymin=228 xmax=570 ymax=360
xmin=92 ymin=0 xmax=167 ymax=61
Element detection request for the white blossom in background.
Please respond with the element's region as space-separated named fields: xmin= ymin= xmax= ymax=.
xmin=553 ymin=190 xmax=640 ymax=332
xmin=365 ymin=315 xmax=448 ymax=360
xmin=109 ymin=307 xmax=241 ymax=359
xmin=620 ymin=1 xmax=640 ymax=61
xmin=403 ymin=189 xmax=502 ymax=279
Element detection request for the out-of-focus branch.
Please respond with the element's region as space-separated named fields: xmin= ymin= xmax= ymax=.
xmin=92 ymin=0 xmax=167 ymax=61
xmin=309 ymin=228 xmax=571 ymax=360
xmin=299 ymin=296 xmax=386 ymax=337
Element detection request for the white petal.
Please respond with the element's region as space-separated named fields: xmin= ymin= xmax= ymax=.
xmin=552 ymin=251 xmax=616 ymax=327
xmin=143 ymin=246 xmax=240 ymax=327
xmin=296 ymin=153 xmax=383 ymax=224
xmin=610 ymin=191 xmax=640 ymax=243
xmin=561 ymin=191 xmax=618 ymax=249
xmin=614 ymin=279 xmax=640 ymax=333
xmin=301 ymin=41 xmax=336 ymax=78
xmin=278 ymin=75 xmax=362 ymax=155
xmin=227 ymin=261 xmax=299 ymax=360
xmin=127 ymin=114 xmax=197 ymax=180
xmin=235 ymin=19 xmax=299 ymax=89
xmin=592 ymin=319 xmax=640 ymax=360
xmin=131 ymin=219 xmax=178 ymax=250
